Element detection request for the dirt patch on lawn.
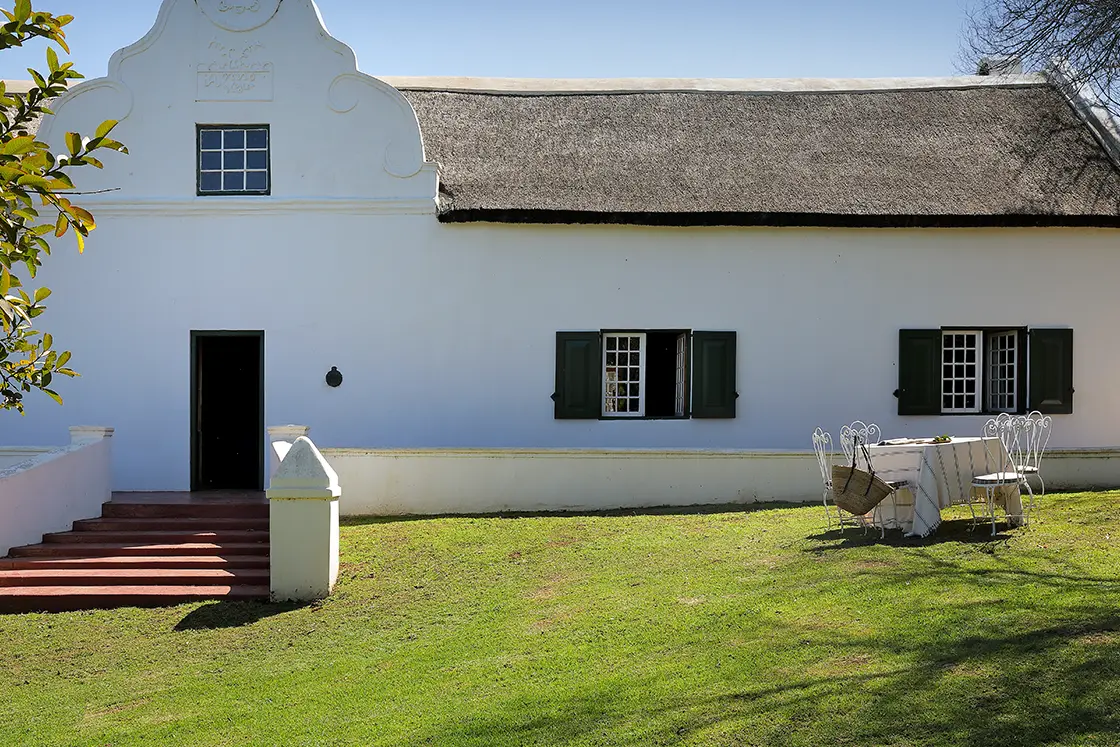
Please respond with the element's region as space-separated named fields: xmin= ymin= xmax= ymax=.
xmin=528 ymin=574 xmax=573 ymax=601
xmin=84 ymin=698 xmax=150 ymax=721
xmin=529 ymin=608 xmax=576 ymax=633
xmin=808 ymin=653 xmax=875 ymax=676
xmin=850 ymin=559 xmax=898 ymax=570
xmin=1077 ymin=632 xmax=1118 ymax=646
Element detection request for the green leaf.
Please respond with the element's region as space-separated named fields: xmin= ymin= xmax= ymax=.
xmin=16 ymin=173 xmax=49 ymax=190
xmin=42 ymin=388 xmax=62 ymax=405
xmin=94 ymin=120 xmax=118 ymax=139
xmin=0 ymin=266 xmax=8 ymax=296
xmin=46 ymin=46 xmax=58 ymax=73
xmin=65 ymin=131 xmax=80 ymax=156
xmin=33 ymin=286 xmax=50 ymax=303
xmin=2 ymin=136 xmax=36 ymax=155
xmin=14 ymin=0 xmax=31 ymax=23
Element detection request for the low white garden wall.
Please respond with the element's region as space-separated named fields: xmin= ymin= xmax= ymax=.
xmin=320 ymin=447 xmax=1120 ymax=517
xmin=0 ymin=426 xmax=114 ymax=556
xmin=270 ymin=427 xmax=1120 ymax=517
xmin=320 ymin=448 xmax=822 ymax=516
xmin=1041 ymin=448 xmax=1120 ymax=491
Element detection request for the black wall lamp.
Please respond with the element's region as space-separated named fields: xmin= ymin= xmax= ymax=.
xmin=325 ymin=366 xmax=343 ymax=388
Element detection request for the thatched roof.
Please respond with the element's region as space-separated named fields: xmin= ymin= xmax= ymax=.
xmin=397 ymin=77 xmax=1120 ymax=226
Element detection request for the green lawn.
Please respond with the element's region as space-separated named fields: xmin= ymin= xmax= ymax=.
xmin=2 ymin=493 xmax=1119 ymax=746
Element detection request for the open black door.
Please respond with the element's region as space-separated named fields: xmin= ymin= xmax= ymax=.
xmin=191 ymin=331 xmax=264 ymax=491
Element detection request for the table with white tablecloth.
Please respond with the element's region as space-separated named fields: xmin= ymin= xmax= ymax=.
xmin=866 ymin=436 xmax=1024 ymax=537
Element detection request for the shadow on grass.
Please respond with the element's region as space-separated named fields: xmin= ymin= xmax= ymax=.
xmin=806 ymin=517 xmax=1020 ymax=549
xmin=174 ymin=600 xmax=314 ymax=631
xmin=342 ymin=501 xmax=810 ymax=526
xmin=412 ymin=607 xmax=1120 ymax=747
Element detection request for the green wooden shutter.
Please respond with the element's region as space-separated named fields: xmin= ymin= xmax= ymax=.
xmin=691 ymin=331 xmax=737 ymax=418
xmin=897 ymin=329 xmax=942 ymax=415
xmin=554 ymin=332 xmax=601 ymax=419
xmin=1029 ymin=328 xmax=1073 ymax=414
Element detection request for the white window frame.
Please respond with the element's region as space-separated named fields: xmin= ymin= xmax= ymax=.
xmin=987 ymin=330 xmax=1019 ymax=413
xmin=674 ymin=333 xmax=688 ymax=418
xmin=603 ymin=332 xmax=646 ymax=417
xmin=940 ymin=329 xmax=1022 ymax=415
xmin=941 ymin=330 xmax=981 ymax=414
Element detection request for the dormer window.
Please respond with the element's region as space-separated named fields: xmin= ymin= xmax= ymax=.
xmin=197 ymin=125 xmax=270 ymax=195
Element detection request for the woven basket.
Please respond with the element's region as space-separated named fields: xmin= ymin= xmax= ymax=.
xmin=831 ymin=464 xmax=893 ymax=515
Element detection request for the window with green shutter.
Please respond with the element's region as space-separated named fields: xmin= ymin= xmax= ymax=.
xmin=554 ymin=330 xmax=736 ymax=420
xmin=691 ymin=331 xmax=737 ymax=419
xmin=1029 ymin=329 xmax=1073 ymax=414
xmin=554 ymin=332 xmax=601 ymax=419
xmin=897 ymin=329 xmax=942 ymax=415
xmin=897 ymin=327 xmax=1071 ymax=416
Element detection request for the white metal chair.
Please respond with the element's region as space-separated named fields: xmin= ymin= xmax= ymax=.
xmin=813 ymin=427 xmax=872 ymax=533
xmin=1017 ymin=410 xmax=1053 ymax=504
xmin=837 ymin=421 xmax=914 ymax=536
xmin=970 ymin=418 xmax=1035 ymax=534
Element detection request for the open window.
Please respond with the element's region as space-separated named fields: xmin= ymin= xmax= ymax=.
xmin=898 ymin=327 xmax=1072 ymax=415
xmin=555 ymin=330 xmax=737 ymax=419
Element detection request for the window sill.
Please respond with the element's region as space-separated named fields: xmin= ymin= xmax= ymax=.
xmin=599 ymin=416 xmax=692 ymax=421
xmin=932 ymin=411 xmax=1025 ymax=417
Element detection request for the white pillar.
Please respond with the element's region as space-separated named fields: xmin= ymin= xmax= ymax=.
xmin=267 ymin=424 xmax=310 ymax=481
xmin=69 ymin=426 xmax=115 ymax=445
xmin=266 ymin=436 xmax=340 ymax=602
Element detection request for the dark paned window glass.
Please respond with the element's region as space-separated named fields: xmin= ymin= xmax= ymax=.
xmin=198 ymin=125 xmax=270 ymax=195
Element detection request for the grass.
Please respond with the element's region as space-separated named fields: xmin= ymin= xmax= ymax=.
xmin=1 ymin=493 xmax=1119 ymax=746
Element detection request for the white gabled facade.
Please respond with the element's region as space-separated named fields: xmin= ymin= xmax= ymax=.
xmin=3 ymin=0 xmax=1118 ymax=506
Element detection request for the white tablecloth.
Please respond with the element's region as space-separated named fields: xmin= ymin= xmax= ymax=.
xmin=865 ymin=436 xmax=1024 ymax=537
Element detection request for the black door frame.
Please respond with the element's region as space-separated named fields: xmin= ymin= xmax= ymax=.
xmin=190 ymin=330 xmax=265 ymax=491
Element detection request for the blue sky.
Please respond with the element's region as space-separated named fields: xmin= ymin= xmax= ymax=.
xmin=0 ymin=0 xmax=981 ymax=81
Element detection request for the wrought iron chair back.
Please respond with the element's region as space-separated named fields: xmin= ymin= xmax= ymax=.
xmin=812 ymin=427 xmax=833 ymax=490
xmin=1018 ymin=410 xmax=1053 ymax=474
xmin=981 ymin=417 xmax=1019 ymax=477
xmin=839 ymin=421 xmax=881 ymax=467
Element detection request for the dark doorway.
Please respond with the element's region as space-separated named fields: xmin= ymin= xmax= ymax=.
xmin=191 ymin=331 xmax=264 ymax=491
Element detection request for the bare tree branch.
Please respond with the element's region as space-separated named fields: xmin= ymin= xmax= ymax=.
xmin=963 ymin=0 xmax=1120 ymax=114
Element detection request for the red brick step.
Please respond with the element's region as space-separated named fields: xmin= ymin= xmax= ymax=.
xmin=73 ymin=517 xmax=269 ymax=532
xmin=0 ymin=567 xmax=269 ymax=587
xmin=0 ymin=584 xmax=269 ymax=613
xmin=43 ymin=529 xmax=268 ymax=544
xmin=0 ymin=555 xmax=270 ymax=570
xmin=8 ymin=542 xmax=269 ymax=558
xmin=101 ymin=501 xmax=268 ymax=519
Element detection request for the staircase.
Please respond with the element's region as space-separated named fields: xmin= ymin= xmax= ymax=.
xmin=0 ymin=493 xmax=269 ymax=613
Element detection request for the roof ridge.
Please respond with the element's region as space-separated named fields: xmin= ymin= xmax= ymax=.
xmin=381 ymin=74 xmax=1048 ymax=95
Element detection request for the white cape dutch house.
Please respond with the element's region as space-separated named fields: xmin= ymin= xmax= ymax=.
xmin=6 ymin=0 xmax=1120 ymax=514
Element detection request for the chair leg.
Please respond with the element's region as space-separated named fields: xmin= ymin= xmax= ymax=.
xmin=1021 ymin=481 xmax=1035 ymax=528
xmin=967 ymin=491 xmax=979 ymax=532
xmin=981 ymin=487 xmax=996 ymax=536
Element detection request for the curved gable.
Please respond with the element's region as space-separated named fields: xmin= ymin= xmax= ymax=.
xmin=41 ymin=0 xmax=437 ymax=207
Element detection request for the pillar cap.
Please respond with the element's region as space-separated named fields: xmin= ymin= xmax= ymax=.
xmin=267 ymin=436 xmax=340 ymax=499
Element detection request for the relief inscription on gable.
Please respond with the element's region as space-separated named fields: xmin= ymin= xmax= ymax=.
xmin=196 ymin=0 xmax=282 ymax=32
xmin=196 ymin=39 xmax=274 ymax=101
